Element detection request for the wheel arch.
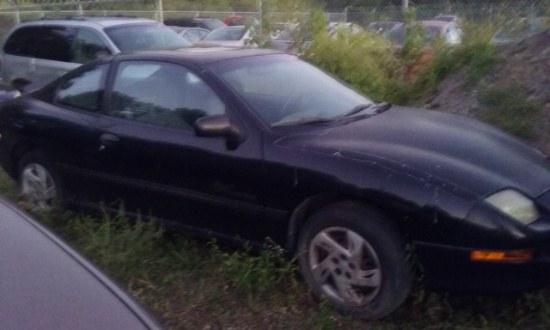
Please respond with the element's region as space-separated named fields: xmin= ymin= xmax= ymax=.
xmin=284 ymin=192 xmax=412 ymax=253
xmin=4 ymin=140 xmax=38 ymax=179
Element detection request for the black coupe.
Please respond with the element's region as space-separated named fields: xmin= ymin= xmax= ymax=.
xmin=1 ymin=48 xmax=550 ymax=319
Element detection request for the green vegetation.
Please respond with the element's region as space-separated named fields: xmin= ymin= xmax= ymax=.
xmin=304 ymin=11 xmax=401 ymax=103
xmin=302 ymin=10 xmax=500 ymax=106
xmin=0 ymin=168 xmax=17 ymax=198
xmin=480 ymin=87 xmax=543 ymax=140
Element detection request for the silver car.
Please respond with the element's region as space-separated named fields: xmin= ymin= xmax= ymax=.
xmin=1 ymin=16 xmax=190 ymax=91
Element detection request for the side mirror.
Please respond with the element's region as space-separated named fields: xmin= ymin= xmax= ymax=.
xmin=194 ymin=115 xmax=245 ymax=150
xmin=94 ymin=50 xmax=111 ymax=59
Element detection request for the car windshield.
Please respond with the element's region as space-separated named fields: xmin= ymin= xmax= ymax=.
xmin=106 ymin=24 xmax=191 ymax=51
xmin=204 ymin=27 xmax=246 ymax=41
xmin=208 ymin=54 xmax=374 ymax=126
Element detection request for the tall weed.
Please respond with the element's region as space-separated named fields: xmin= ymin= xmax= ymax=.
xmin=304 ymin=11 xmax=401 ymax=102
xmin=212 ymin=241 xmax=300 ymax=297
xmin=0 ymin=168 xmax=17 ymax=198
xmin=59 ymin=211 xmax=166 ymax=280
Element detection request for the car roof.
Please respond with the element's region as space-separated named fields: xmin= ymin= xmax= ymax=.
xmin=391 ymin=20 xmax=452 ymax=33
xmin=19 ymin=16 xmax=158 ymax=28
xmin=120 ymin=47 xmax=283 ymax=65
xmin=420 ymin=20 xmax=453 ymax=27
xmin=0 ymin=196 xmax=161 ymax=329
xmin=217 ymin=25 xmax=246 ymax=30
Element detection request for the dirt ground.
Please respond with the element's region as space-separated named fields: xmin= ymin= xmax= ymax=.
xmin=425 ymin=29 xmax=550 ymax=154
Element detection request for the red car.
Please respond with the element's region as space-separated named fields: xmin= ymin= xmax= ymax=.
xmin=388 ymin=20 xmax=462 ymax=78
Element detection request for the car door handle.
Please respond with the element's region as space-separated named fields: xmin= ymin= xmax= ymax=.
xmin=99 ymin=133 xmax=120 ymax=146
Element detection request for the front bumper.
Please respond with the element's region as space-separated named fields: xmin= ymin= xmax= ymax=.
xmin=415 ymin=241 xmax=550 ymax=292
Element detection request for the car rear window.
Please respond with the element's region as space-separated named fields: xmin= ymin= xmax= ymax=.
xmin=4 ymin=25 xmax=76 ymax=62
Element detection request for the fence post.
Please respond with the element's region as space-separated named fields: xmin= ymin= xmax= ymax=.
xmin=257 ymin=0 xmax=262 ymax=35
xmin=402 ymin=0 xmax=409 ymax=12
xmin=157 ymin=0 xmax=164 ymax=23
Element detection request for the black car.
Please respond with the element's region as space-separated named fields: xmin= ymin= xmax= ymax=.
xmin=0 ymin=196 xmax=161 ymax=329
xmin=1 ymin=48 xmax=550 ymax=319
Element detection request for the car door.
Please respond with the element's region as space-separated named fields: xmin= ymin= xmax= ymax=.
xmin=22 ymin=63 xmax=110 ymax=203
xmin=94 ymin=60 xmax=270 ymax=243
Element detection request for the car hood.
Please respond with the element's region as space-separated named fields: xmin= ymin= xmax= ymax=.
xmin=276 ymin=106 xmax=550 ymax=198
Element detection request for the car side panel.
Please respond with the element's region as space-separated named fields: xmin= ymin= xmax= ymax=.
xmin=82 ymin=115 xmax=275 ymax=244
xmin=0 ymin=97 xmax=101 ymax=195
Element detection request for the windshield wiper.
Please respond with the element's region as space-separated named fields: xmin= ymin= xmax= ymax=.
xmin=272 ymin=116 xmax=333 ymax=127
xmin=342 ymin=102 xmax=392 ymax=118
xmin=343 ymin=103 xmax=375 ymax=117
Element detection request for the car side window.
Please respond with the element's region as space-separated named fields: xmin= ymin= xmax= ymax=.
xmin=34 ymin=26 xmax=77 ymax=62
xmin=72 ymin=28 xmax=111 ymax=64
xmin=4 ymin=25 xmax=76 ymax=62
xmin=111 ymin=61 xmax=225 ymax=130
xmin=56 ymin=64 xmax=108 ymax=112
xmin=4 ymin=26 xmax=38 ymax=57
xmin=185 ymin=29 xmax=208 ymax=43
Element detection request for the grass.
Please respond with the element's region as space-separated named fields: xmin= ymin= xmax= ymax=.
xmin=3 ymin=167 xmax=550 ymax=329
xmin=479 ymin=87 xmax=543 ymax=140
xmin=0 ymin=168 xmax=17 ymax=198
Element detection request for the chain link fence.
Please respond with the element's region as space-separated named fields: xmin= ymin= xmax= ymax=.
xmin=0 ymin=0 xmax=548 ymax=36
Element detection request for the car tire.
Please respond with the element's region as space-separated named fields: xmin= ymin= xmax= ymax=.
xmin=18 ymin=151 xmax=63 ymax=212
xmin=298 ymin=201 xmax=411 ymax=319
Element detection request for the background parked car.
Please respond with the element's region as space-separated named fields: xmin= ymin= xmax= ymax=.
xmin=327 ymin=21 xmax=364 ymax=35
xmin=365 ymin=21 xmax=401 ymax=36
xmin=433 ymin=14 xmax=460 ymax=24
xmin=169 ymin=26 xmax=210 ymax=44
xmin=388 ymin=20 xmax=462 ymax=78
xmin=269 ymin=23 xmax=300 ymax=53
xmin=224 ymin=15 xmax=260 ymax=27
xmin=163 ymin=16 xmax=226 ymax=31
xmin=388 ymin=20 xmax=462 ymax=46
xmin=0 ymin=196 xmax=161 ymax=329
xmin=195 ymin=25 xmax=256 ymax=48
xmin=0 ymin=16 xmax=190 ymax=91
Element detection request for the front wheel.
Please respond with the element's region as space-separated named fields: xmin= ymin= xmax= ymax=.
xmin=18 ymin=152 xmax=62 ymax=212
xmin=298 ymin=201 xmax=411 ymax=319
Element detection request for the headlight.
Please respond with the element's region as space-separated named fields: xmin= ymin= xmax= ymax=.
xmin=485 ymin=189 xmax=539 ymax=225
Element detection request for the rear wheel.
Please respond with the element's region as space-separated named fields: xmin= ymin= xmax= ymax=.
xmin=18 ymin=152 xmax=62 ymax=212
xmin=298 ymin=201 xmax=411 ymax=319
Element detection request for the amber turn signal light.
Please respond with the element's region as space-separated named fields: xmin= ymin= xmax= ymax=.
xmin=470 ymin=250 xmax=533 ymax=262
